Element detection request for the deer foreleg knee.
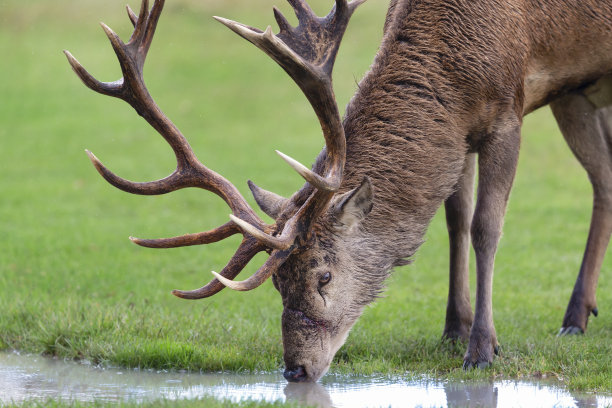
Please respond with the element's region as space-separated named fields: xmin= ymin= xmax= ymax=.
xmin=470 ymin=212 xmax=503 ymax=257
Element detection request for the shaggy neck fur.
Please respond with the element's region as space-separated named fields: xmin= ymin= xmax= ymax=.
xmin=337 ymin=1 xmax=477 ymax=276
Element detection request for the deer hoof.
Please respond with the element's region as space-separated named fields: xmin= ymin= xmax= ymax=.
xmin=557 ymin=326 xmax=584 ymax=336
xmin=462 ymin=359 xmax=492 ymax=370
xmin=462 ymin=328 xmax=498 ymax=370
xmin=462 ymin=346 xmax=496 ymax=370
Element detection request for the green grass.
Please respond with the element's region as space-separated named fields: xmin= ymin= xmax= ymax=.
xmin=1 ymin=0 xmax=611 ymax=405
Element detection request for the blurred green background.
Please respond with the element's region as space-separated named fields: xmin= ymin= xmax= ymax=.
xmin=0 ymin=0 xmax=610 ymax=393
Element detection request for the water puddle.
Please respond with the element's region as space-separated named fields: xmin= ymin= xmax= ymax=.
xmin=1 ymin=351 xmax=610 ymax=407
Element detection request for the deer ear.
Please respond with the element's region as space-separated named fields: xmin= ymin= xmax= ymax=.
xmin=333 ymin=177 xmax=373 ymax=229
xmin=248 ymin=180 xmax=288 ymax=219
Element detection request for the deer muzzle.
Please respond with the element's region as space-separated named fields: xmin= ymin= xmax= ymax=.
xmin=281 ymin=307 xmax=333 ymax=383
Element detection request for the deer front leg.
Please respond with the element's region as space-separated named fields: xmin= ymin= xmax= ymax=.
xmin=463 ymin=123 xmax=520 ymax=369
xmin=443 ymin=153 xmax=476 ymax=342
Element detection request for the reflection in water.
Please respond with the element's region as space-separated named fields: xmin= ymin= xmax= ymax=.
xmin=444 ymin=382 xmax=498 ymax=407
xmin=285 ymin=382 xmax=334 ymax=407
xmin=0 ymin=351 xmax=610 ymax=407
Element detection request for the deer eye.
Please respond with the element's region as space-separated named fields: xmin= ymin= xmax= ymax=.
xmin=319 ymin=272 xmax=332 ymax=286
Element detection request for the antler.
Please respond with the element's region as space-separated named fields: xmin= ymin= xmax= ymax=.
xmin=65 ymin=0 xmax=365 ymax=297
xmin=64 ymin=0 xmax=282 ymax=298
xmin=212 ymin=0 xmax=366 ymax=290
xmin=216 ymin=0 xmax=365 ymax=192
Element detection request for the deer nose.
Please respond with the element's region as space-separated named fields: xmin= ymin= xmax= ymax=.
xmin=283 ymin=366 xmax=308 ymax=382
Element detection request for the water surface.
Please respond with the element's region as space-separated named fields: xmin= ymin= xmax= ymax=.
xmin=1 ymin=351 xmax=610 ymax=407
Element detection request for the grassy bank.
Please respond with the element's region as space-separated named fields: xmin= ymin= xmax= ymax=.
xmin=0 ymin=0 xmax=611 ymax=405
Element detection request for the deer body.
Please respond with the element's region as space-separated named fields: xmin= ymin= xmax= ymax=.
xmin=339 ymin=0 xmax=612 ymax=252
xmin=67 ymin=0 xmax=612 ymax=382
xmin=275 ymin=0 xmax=612 ymax=374
xmin=325 ymin=0 xmax=612 ymax=369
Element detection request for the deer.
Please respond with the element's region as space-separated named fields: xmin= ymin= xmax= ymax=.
xmin=64 ymin=0 xmax=612 ymax=382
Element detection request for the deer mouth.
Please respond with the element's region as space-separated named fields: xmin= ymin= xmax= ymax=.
xmin=283 ymin=365 xmax=308 ymax=382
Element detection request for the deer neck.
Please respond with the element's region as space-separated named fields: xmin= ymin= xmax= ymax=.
xmin=337 ymin=4 xmax=477 ymax=267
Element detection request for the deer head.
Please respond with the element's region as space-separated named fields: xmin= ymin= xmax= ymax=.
xmin=65 ymin=0 xmax=370 ymax=382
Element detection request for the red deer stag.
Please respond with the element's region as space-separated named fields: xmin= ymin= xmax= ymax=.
xmin=65 ymin=0 xmax=612 ymax=382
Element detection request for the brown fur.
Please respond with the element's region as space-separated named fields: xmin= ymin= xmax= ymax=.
xmin=270 ymin=0 xmax=612 ymax=381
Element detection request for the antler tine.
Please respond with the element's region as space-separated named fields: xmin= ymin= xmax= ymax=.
xmin=85 ymin=150 xmax=190 ymax=195
xmin=334 ymin=0 xmax=368 ymax=15
xmin=275 ymin=150 xmax=338 ymax=192
xmin=140 ymin=0 xmax=165 ymax=57
xmin=347 ymin=0 xmax=369 ymax=12
xmin=286 ymin=0 xmax=316 ymax=24
xmin=213 ymin=246 xmax=294 ymax=291
xmin=229 ymin=215 xmax=292 ymax=250
xmin=130 ymin=221 xmax=239 ymax=249
xmin=172 ymin=238 xmax=267 ymax=299
xmin=126 ymin=5 xmax=139 ymax=27
xmin=126 ymin=0 xmax=148 ymax=36
xmin=272 ymin=7 xmax=293 ymax=33
xmin=64 ymin=51 xmax=123 ymax=97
